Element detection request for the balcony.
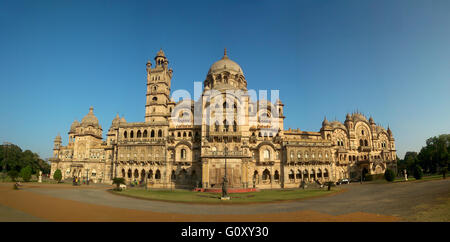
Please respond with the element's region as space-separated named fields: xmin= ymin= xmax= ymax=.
xmin=119 ymin=138 xmax=165 ymax=145
xmin=202 ymin=151 xmax=244 ymax=157
xmin=358 ymin=146 xmax=372 ymax=152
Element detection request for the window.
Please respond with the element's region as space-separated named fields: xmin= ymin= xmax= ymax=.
xmin=151 ymin=130 xmax=155 ymax=137
xmin=181 ymin=149 xmax=186 ymax=159
xmin=152 ymin=97 xmax=157 ymax=101
xmin=158 ymin=130 xmax=162 ymax=137
xmin=124 ymin=131 xmax=127 ymax=138
xmin=263 ymin=149 xmax=270 ymax=159
xmin=143 ymin=130 xmax=148 ymax=137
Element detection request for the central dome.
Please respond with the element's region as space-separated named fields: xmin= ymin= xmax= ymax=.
xmin=207 ymin=49 xmax=244 ymax=75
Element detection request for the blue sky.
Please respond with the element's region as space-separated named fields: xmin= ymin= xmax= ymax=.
xmin=0 ymin=0 xmax=449 ymax=159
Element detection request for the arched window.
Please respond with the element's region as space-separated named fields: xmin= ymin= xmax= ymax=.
xmin=262 ymin=169 xmax=271 ymax=180
xmin=171 ymin=170 xmax=176 ymax=180
xmin=233 ymin=120 xmax=237 ymax=132
xmin=181 ymin=149 xmax=186 ymax=159
xmin=361 ymin=130 xmax=365 ymax=135
xmin=151 ymin=130 xmax=155 ymax=137
xmin=124 ymin=131 xmax=127 ymax=138
xmin=127 ymin=169 xmax=132 ymax=178
xmin=215 ymin=121 xmax=219 ymax=132
xmin=263 ymin=149 xmax=270 ymax=159
xmin=364 ymin=139 xmax=368 ymax=146
xmin=143 ymin=130 xmax=148 ymax=137
xmin=121 ymin=169 xmax=125 ymax=178
xmin=223 ymin=120 xmax=229 ymax=132
xmin=130 ymin=131 xmax=134 ymax=138
xmin=297 ymin=152 xmax=301 ymax=159
xmin=137 ymin=130 xmax=142 ymax=138
xmin=155 ymin=170 xmax=161 ymax=179
xmin=152 ymin=97 xmax=157 ymax=101
xmin=148 ymin=170 xmax=153 ymax=179
xmin=359 ymin=139 xmax=363 ymax=146
xmin=274 ymin=170 xmax=280 ymax=180
xmin=223 ymin=102 xmax=228 ymax=109
xmin=177 ymin=132 xmax=181 ymax=137
xmin=289 ymin=170 xmax=295 ymax=180
xmin=158 ymin=130 xmax=162 ymax=137
xmin=290 ymin=151 xmax=294 ymax=159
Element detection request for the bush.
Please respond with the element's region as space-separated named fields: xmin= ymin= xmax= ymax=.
xmin=53 ymin=169 xmax=62 ymax=182
xmin=384 ymin=168 xmax=396 ymax=182
xmin=112 ymin=177 xmax=125 ymax=190
xmin=413 ymin=165 xmax=423 ymax=180
xmin=19 ymin=166 xmax=32 ymax=182
xmin=8 ymin=170 xmax=19 ymax=181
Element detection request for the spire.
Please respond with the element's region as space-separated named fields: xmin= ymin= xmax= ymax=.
xmin=89 ymin=106 xmax=94 ymax=113
xmin=222 ymin=47 xmax=229 ymax=59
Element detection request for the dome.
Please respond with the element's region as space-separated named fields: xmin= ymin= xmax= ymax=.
xmin=331 ymin=121 xmax=347 ymax=131
xmin=322 ymin=117 xmax=331 ymax=127
xmin=352 ymin=113 xmax=368 ymax=123
xmin=111 ymin=114 xmax=120 ymax=127
xmin=81 ymin=106 xmax=99 ymax=127
xmin=207 ymin=49 xmax=244 ymax=75
xmin=70 ymin=120 xmax=80 ymax=133
xmin=156 ymin=49 xmax=166 ymax=58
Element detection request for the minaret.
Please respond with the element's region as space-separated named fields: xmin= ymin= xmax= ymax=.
xmin=145 ymin=49 xmax=173 ymax=123
xmin=53 ymin=133 xmax=62 ymax=158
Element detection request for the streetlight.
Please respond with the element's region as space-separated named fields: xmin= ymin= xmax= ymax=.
xmin=221 ymin=139 xmax=230 ymax=200
xmin=86 ymin=168 xmax=90 ymax=185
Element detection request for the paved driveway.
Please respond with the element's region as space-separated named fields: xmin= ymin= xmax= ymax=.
xmin=21 ymin=179 xmax=450 ymax=218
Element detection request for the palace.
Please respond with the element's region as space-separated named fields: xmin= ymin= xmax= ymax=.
xmin=50 ymin=49 xmax=397 ymax=188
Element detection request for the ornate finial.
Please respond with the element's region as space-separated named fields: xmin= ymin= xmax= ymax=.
xmin=89 ymin=106 xmax=94 ymax=112
xmin=222 ymin=48 xmax=228 ymax=59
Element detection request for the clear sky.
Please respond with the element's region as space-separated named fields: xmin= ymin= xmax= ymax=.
xmin=0 ymin=0 xmax=449 ymax=160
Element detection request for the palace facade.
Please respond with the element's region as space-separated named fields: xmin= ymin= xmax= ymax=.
xmin=50 ymin=49 xmax=397 ymax=188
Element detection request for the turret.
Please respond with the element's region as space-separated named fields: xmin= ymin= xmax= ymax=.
xmin=53 ymin=133 xmax=62 ymax=158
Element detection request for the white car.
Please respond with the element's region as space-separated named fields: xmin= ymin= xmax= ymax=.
xmin=337 ymin=179 xmax=349 ymax=185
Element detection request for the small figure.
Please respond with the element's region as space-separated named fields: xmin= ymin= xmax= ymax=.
xmin=404 ymin=169 xmax=408 ymax=181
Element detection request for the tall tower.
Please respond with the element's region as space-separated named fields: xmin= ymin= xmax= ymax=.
xmin=145 ymin=49 xmax=173 ymax=123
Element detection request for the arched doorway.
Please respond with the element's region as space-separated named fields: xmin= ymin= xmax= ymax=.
xmin=262 ymin=169 xmax=271 ymax=183
xmin=362 ymin=167 xmax=369 ymax=181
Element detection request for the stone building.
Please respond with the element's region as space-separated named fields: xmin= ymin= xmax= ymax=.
xmin=50 ymin=49 xmax=397 ymax=188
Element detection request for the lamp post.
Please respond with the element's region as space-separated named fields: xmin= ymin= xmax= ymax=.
xmin=86 ymin=168 xmax=90 ymax=185
xmin=221 ymin=139 xmax=230 ymax=200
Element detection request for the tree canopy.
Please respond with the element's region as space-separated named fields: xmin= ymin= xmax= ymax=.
xmin=398 ymin=134 xmax=449 ymax=175
xmin=0 ymin=143 xmax=50 ymax=174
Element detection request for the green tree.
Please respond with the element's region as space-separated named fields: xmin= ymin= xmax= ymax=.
xmin=384 ymin=168 xmax=395 ymax=182
xmin=413 ymin=165 xmax=423 ymax=180
xmin=8 ymin=170 xmax=19 ymax=181
xmin=112 ymin=177 xmax=125 ymax=190
xmin=19 ymin=165 xmax=32 ymax=182
xmin=53 ymin=169 xmax=62 ymax=182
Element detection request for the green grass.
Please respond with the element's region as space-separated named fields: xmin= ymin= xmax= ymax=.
xmin=364 ymin=174 xmax=445 ymax=184
xmin=112 ymin=188 xmax=340 ymax=204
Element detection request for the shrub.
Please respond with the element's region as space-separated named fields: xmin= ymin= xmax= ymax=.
xmin=112 ymin=177 xmax=125 ymax=191
xmin=413 ymin=165 xmax=423 ymax=180
xmin=8 ymin=170 xmax=19 ymax=182
xmin=53 ymin=169 xmax=62 ymax=182
xmin=384 ymin=168 xmax=396 ymax=182
xmin=364 ymin=174 xmax=373 ymax=181
xmin=19 ymin=166 xmax=32 ymax=182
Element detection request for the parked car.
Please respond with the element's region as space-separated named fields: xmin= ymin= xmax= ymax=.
xmin=337 ymin=178 xmax=349 ymax=185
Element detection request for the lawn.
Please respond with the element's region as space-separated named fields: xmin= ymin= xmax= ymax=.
xmin=112 ymin=188 xmax=341 ymax=204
